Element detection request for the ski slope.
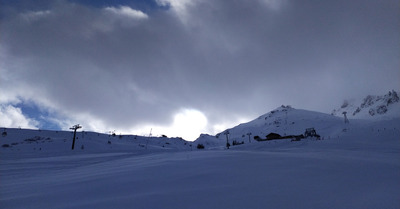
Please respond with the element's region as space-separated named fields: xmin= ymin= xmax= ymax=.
xmin=1 ymin=107 xmax=399 ymax=209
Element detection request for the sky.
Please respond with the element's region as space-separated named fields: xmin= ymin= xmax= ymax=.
xmin=0 ymin=0 xmax=399 ymax=141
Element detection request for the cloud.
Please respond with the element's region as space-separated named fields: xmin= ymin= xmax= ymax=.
xmin=21 ymin=10 xmax=51 ymax=21
xmin=155 ymin=0 xmax=198 ymax=23
xmin=0 ymin=0 xmax=399 ymax=140
xmin=104 ymin=6 xmax=148 ymax=20
xmin=0 ymin=105 xmax=39 ymax=129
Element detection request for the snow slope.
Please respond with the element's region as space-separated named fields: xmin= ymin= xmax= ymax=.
xmin=1 ymin=130 xmax=399 ymax=209
xmin=1 ymin=106 xmax=400 ymax=209
xmin=0 ymin=128 xmax=192 ymax=155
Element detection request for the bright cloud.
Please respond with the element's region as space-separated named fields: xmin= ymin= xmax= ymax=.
xmin=156 ymin=0 xmax=198 ymax=23
xmin=0 ymin=105 xmax=38 ymax=129
xmin=104 ymin=6 xmax=148 ymax=20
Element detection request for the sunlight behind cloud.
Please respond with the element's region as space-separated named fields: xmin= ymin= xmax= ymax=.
xmin=172 ymin=109 xmax=207 ymax=136
xmin=130 ymin=108 xmax=208 ymax=141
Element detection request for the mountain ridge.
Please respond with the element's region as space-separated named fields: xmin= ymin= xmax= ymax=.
xmin=331 ymin=90 xmax=399 ymax=119
xmin=194 ymin=91 xmax=400 ymax=147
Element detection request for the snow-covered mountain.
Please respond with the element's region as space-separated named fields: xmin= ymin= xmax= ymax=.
xmin=194 ymin=91 xmax=400 ymax=149
xmin=3 ymin=91 xmax=398 ymax=152
xmin=1 ymin=98 xmax=400 ymax=209
xmin=195 ymin=105 xmax=346 ymax=148
xmin=331 ymin=90 xmax=400 ymax=120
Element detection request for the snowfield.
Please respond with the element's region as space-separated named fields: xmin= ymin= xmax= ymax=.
xmin=1 ymin=107 xmax=399 ymax=209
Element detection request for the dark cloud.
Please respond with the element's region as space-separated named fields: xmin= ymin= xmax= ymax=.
xmin=1 ymin=0 xmax=399 ymax=139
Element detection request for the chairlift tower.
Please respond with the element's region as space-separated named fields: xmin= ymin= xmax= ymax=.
xmin=342 ymin=111 xmax=349 ymax=124
xmin=246 ymin=132 xmax=252 ymax=143
xmin=146 ymin=128 xmax=152 ymax=150
xmin=224 ymin=131 xmax=230 ymax=149
xmin=70 ymin=124 xmax=82 ymax=150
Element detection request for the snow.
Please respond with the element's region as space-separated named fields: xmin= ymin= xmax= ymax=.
xmin=1 ymin=106 xmax=400 ymax=209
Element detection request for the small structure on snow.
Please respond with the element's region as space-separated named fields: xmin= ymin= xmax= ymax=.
xmin=303 ymin=128 xmax=321 ymax=140
xmin=304 ymin=128 xmax=317 ymax=138
xmin=266 ymin=133 xmax=282 ymax=140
